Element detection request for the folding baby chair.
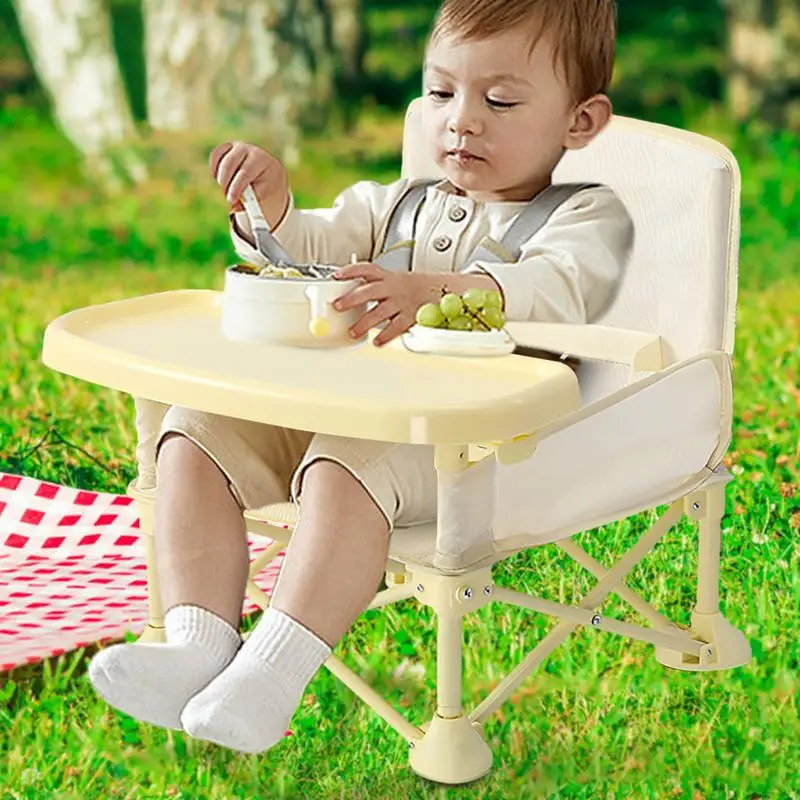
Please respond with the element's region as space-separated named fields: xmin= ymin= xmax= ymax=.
xmin=127 ymin=98 xmax=750 ymax=785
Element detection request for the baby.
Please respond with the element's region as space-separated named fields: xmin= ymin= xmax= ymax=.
xmin=89 ymin=0 xmax=633 ymax=755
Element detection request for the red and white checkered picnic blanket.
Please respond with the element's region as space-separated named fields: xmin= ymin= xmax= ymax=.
xmin=0 ymin=472 xmax=286 ymax=673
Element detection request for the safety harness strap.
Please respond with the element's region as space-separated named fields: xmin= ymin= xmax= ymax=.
xmin=373 ymin=180 xmax=438 ymax=272
xmin=373 ymin=180 xmax=603 ymax=271
xmin=468 ymin=182 xmax=602 ymax=265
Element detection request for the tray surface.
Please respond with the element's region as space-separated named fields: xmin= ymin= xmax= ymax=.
xmin=42 ymin=290 xmax=579 ymax=444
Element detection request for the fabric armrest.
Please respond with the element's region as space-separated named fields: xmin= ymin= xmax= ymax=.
xmin=484 ymin=350 xmax=734 ymax=553
xmin=504 ymin=321 xmax=668 ymax=371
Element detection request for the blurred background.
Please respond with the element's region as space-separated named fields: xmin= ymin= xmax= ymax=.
xmin=1 ymin=0 xmax=798 ymax=491
xmin=0 ymin=0 xmax=798 ymax=289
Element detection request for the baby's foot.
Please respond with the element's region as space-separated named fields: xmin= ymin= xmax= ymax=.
xmin=181 ymin=607 xmax=330 ymax=753
xmin=89 ymin=604 xmax=241 ymax=730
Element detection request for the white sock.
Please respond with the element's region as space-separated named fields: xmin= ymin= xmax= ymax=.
xmin=88 ymin=604 xmax=242 ymax=730
xmin=180 ymin=606 xmax=331 ymax=753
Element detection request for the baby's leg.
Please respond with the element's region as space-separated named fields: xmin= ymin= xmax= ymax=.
xmin=278 ymin=437 xmax=435 ymax=644
xmin=89 ymin=409 xmax=312 ymax=731
xmin=154 ymin=432 xmax=249 ymax=630
xmin=181 ymin=438 xmax=437 ymax=753
xmin=271 ymin=458 xmax=392 ymax=644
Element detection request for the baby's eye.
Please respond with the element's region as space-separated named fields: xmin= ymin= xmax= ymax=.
xmin=487 ymin=98 xmax=518 ymax=109
xmin=427 ymin=89 xmax=452 ymax=101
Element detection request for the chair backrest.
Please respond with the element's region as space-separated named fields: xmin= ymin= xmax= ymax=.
xmin=400 ymin=99 xmax=741 ymax=399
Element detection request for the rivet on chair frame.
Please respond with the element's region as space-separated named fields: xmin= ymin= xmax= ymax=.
xmin=460 ymin=587 xmax=473 ymax=600
xmin=692 ymin=502 xmax=701 ymax=511
xmin=591 ymin=614 xmax=602 ymax=626
xmin=483 ymin=586 xmax=492 ymax=596
xmin=416 ymin=584 xmax=424 ymax=592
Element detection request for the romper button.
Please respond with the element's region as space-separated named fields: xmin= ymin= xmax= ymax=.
xmin=448 ymin=206 xmax=467 ymax=222
xmin=433 ymin=235 xmax=452 ymax=252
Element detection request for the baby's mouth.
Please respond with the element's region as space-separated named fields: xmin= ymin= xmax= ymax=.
xmin=447 ymin=149 xmax=484 ymax=165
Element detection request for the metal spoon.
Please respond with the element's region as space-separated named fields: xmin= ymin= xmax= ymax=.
xmin=240 ymin=185 xmax=304 ymax=268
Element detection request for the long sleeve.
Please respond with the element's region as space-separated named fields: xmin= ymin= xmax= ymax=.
xmin=229 ymin=179 xmax=414 ymax=268
xmin=462 ymin=186 xmax=634 ymax=323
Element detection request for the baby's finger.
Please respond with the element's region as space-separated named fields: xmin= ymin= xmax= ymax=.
xmin=209 ymin=142 xmax=234 ymax=180
xmin=373 ymin=312 xmax=413 ymax=347
xmin=347 ymin=299 xmax=399 ymax=339
xmin=333 ymin=262 xmax=382 ymax=281
xmin=333 ymin=280 xmax=388 ymax=311
xmin=226 ymin=160 xmax=269 ymax=207
xmin=216 ymin=143 xmax=249 ymax=197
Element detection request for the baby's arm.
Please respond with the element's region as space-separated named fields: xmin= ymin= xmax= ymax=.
xmin=230 ymin=180 xmax=414 ymax=268
xmin=461 ymin=186 xmax=634 ymax=324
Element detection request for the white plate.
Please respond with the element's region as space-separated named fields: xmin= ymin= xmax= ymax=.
xmin=401 ymin=325 xmax=516 ymax=357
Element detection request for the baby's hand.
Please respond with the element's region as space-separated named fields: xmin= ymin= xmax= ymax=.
xmin=332 ymin=262 xmax=441 ymax=346
xmin=209 ymin=141 xmax=290 ymax=227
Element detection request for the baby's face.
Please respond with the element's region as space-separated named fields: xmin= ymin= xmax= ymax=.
xmin=422 ymin=28 xmax=578 ymax=202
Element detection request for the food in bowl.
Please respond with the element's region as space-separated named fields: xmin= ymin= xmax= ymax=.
xmin=221 ymin=262 xmax=366 ymax=347
xmin=230 ymin=263 xmax=339 ymax=280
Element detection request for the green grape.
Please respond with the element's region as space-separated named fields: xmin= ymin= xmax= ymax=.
xmin=483 ymin=290 xmax=503 ymax=310
xmin=480 ymin=307 xmax=506 ymax=329
xmin=449 ymin=315 xmax=473 ymax=331
xmin=416 ymin=303 xmax=445 ymax=328
xmin=462 ymin=288 xmax=487 ymax=312
xmin=439 ymin=293 xmax=464 ymax=320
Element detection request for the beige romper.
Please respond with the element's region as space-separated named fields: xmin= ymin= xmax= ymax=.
xmin=156 ymin=177 xmax=634 ymax=531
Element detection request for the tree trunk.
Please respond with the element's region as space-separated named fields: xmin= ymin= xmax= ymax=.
xmin=11 ymin=0 xmax=147 ymax=189
xmin=324 ymin=0 xmax=366 ymax=84
xmin=725 ymin=0 xmax=800 ymax=131
xmin=143 ymin=0 xmax=334 ymax=165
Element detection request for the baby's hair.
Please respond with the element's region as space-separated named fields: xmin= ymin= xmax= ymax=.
xmin=428 ymin=0 xmax=617 ymax=103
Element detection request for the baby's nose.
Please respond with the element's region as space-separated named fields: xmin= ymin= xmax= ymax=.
xmin=448 ymin=118 xmax=479 ymax=137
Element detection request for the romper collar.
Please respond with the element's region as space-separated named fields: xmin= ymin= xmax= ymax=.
xmin=429 ymin=178 xmax=532 ymax=208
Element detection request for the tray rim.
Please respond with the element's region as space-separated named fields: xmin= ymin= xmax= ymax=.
xmin=41 ymin=289 xmax=581 ymax=445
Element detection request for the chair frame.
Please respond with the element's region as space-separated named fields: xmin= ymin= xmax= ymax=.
xmin=130 ymin=436 xmax=750 ymax=786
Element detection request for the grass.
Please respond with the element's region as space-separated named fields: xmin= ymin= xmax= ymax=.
xmin=1 ymin=3 xmax=799 ymax=793
xmin=1 ymin=112 xmax=798 ymax=798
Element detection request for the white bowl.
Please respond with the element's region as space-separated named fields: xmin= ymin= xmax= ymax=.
xmin=221 ymin=264 xmax=367 ymax=347
xmin=402 ymin=324 xmax=516 ymax=357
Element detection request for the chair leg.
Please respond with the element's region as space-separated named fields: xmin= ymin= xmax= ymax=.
xmin=133 ymin=495 xmax=288 ymax=644
xmin=134 ymin=499 xmax=166 ymax=644
xmin=407 ymin=572 xmax=493 ymax=785
xmin=655 ymin=481 xmax=751 ymax=671
xmin=241 ymin=539 xmax=286 ymax=631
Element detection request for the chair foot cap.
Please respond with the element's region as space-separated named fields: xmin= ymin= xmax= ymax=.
xmin=408 ymin=714 xmax=492 ymax=785
xmin=655 ymin=611 xmax=751 ymax=671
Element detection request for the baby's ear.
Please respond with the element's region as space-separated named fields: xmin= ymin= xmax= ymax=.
xmin=564 ymin=94 xmax=612 ymax=151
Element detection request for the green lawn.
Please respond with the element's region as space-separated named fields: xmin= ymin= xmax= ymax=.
xmin=1 ymin=99 xmax=799 ymax=799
